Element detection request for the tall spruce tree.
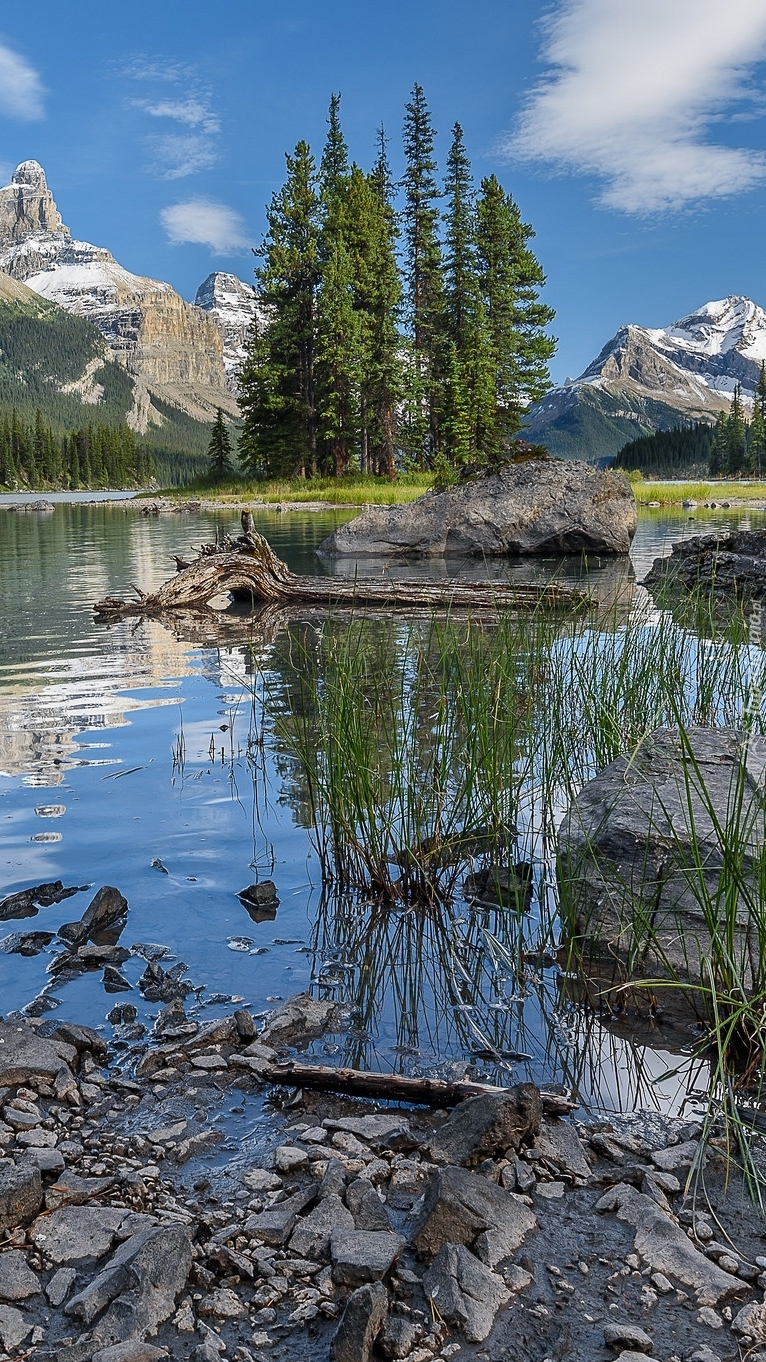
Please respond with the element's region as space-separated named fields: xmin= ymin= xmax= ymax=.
xmin=725 ymin=382 xmax=747 ymax=475
xmin=476 ymin=175 xmax=556 ymax=457
xmin=206 ymin=408 xmax=234 ymax=482
xmin=401 ymin=84 xmax=445 ymax=468
xmin=239 ymin=141 xmax=321 ymax=478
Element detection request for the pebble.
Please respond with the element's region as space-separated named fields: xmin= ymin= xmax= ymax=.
xmin=696 ymin=1307 xmax=724 ymax=1330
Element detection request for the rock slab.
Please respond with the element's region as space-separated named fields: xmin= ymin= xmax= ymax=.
xmin=318 ymin=460 xmax=637 ymax=559
xmin=332 ymin=1280 xmax=388 ymax=1362
xmin=426 ymin=1087 xmax=542 ymax=1167
xmin=411 ymin=1165 xmax=536 ymax=1267
xmin=423 ymin=1242 xmax=511 ymax=1342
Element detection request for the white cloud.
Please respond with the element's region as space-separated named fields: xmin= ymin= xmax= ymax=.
xmin=149 ymin=132 xmax=219 ymax=179
xmin=0 ymin=40 xmax=44 ymax=121
xmin=138 ymin=99 xmax=220 ymax=134
xmin=123 ymin=58 xmax=221 ymax=178
xmin=161 ymin=198 xmax=251 ymax=253
xmin=510 ymin=0 xmax=766 ymax=213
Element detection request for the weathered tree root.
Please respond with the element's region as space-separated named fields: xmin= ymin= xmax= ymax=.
xmin=94 ymin=528 xmax=591 ymax=618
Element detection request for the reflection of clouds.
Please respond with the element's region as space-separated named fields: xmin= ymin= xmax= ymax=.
xmin=562 ymin=1010 xmax=709 ymax=1117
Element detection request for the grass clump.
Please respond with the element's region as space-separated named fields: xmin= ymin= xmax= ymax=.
xmin=143 ymin=471 xmax=434 ymax=506
xmin=626 ymin=472 xmax=766 ymax=505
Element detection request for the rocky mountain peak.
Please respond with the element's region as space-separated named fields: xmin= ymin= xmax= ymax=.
xmin=0 ymin=161 xmax=67 ymax=251
xmin=195 ymin=271 xmax=262 ymax=393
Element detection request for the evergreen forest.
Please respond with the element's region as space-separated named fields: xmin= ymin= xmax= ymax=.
xmin=238 ymin=87 xmax=556 ymax=482
xmin=0 ymin=409 xmax=153 ymax=490
xmin=613 ymin=422 xmax=716 ymax=477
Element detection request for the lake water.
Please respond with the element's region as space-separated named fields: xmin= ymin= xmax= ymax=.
xmin=0 ymin=499 xmax=762 ymax=1116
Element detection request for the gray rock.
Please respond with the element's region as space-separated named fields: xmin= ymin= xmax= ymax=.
xmin=411 ymin=1165 xmax=536 ymax=1267
xmin=76 ymin=1224 xmax=192 ymax=1350
xmin=0 ymin=1019 xmax=76 ymax=1085
xmin=603 ymin=1321 xmax=653 ymax=1351
xmin=319 ymin=1158 xmax=347 ymax=1200
xmin=289 ymin=1194 xmax=354 ymax=1261
xmin=534 ymin=1118 xmax=591 ymax=1180
xmin=330 ymin=1229 xmax=406 ymax=1285
xmin=422 ymin=1242 xmax=510 ymax=1342
xmin=91 ymin=1345 xmax=169 ymax=1362
xmin=596 ymin=1182 xmax=746 ymax=1307
xmin=0 ymin=1302 xmax=31 ymax=1351
xmin=245 ymin=1189 xmax=314 ymax=1246
xmin=52 ymin=1021 xmax=109 ymax=1061
xmin=80 ymin=885 xmax=129 ymax=939
xmin=687 ymin=1350 xmax=723 ymax=1362
xmin=332 ymin=1280 xmax=388 ymax=1362
xmin=46 ymin=1265 xmax=77 ymax=1306
xmin=0 ymin=1160 xmax=42 ymax=1235
xmin=650 ymin=1140 xmax=700 ymax=1171
xmin=319 ymin=460 xmax=637 ymax=559
xmin=346 ymin=1178 xmax=391 ymax=1231
xmin=0 ymin=1250 xmax=39 ymax=1300
xmin=260 ymin=991 xmax=344 ymax=1045
xmin=426 ymin=1087 xmax=542 ymax=1167
xmin=45 ymin=1170 xmax=116 ymax=1210
xmin=30 ymin=1204 xmax=125 ymax=1263
xmin=27 ymin=1146 xmax=65 ymax=1174
xmin=379 ymin=1314 xmax=420 ymax=1358
xmin=324 ymin=1115 xmax=413 ymax=1149
xmin=558 ymin=728 xmax=766 ymax=984
xmin=731 ymin=1299 xmax=766 ymax=1339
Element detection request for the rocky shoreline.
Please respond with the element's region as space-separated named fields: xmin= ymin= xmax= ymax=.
xmin=0 ymin=981 xmax=763 ymax=1362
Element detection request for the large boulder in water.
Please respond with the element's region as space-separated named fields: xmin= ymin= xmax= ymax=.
xmin=557 ymin=728 xmax=766 ymax=986
xmin=318 ymin=459 xmax=637 ymax=559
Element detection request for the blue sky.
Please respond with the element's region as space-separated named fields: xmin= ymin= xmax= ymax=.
xmin=2 ymin=0 xmax=766 ymax=384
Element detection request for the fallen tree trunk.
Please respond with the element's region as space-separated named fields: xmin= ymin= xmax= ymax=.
xmin=260 ymin=1058 xmax=575 ymax=1114
xmin=94 ymin=529 xmax=590 ymax=618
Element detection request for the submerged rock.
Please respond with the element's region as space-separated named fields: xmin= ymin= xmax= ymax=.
xmin=318 ymin=460 xmax=637 ymax=559
xmin=558 ymin=727 xmax=766 ymax=984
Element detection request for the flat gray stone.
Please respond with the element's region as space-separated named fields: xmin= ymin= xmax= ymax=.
xmin=379 ymin=1314 xmax=420 ymax=1359
xmin=74 ymin=1224 xmax=192 ymax=1350
xmin=0 ymin=1250 xmax=39 ymax=1301
xmin=346 ymin=1178 xmax=391 ymax=1231
xmin=603 ymin=1321 xmax=653 ymax=1351
xmin=260 ymin=991 xmax=343 ymax=1045
xmin=332 ymin=1281 xmax=388 ymax=1362
xmin=0 ymin=1019 xmax=76 ymax=1085
xmin=91 ymin=1344 xmax=169 ymax=1362
xmin=30 ymin=1204 xmax=125 ymax=1263
xmin=423 ymin=1242 xmax=510 ymax=1342
xmin=330 ymin=1229 xmax=406 ymax=1286
xmin=0 ymin=1302 xmax=31 ymax=1351
xmin=319 ymin=460 xmax=637 ymax=558
xmin=411 ymin=1165 xmax=536 ymax=1267
xmin=289 ymin=1195 xmax=354 ymax=1261
xmin=534 ymin=1119 xmax=591 ymax=1180
xmin=650 ymin=1140 xmax=700 ymax=1171
xmin=426 ymin=1087 xmax=542 ymax=1168
xmin=27 ymin=1146 xmax=65 ymax=1174
xmin=0 ymin=1160 xmax=42 ymax=1235
xmin=46 ymin=1265 xmax=77 ymax=1306
xmin=245 ymin=1188 xmax=314 ymax=1246
xmin=45 ymin=1170 xmax=116 ymax=1210
xmin=324 ymin=1115 xmax=413 ymax=1149
xmin=596 ymin=1182 xmax=746 ymax=1307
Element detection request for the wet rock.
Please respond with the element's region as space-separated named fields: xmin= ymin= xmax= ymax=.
xmin=534 ymin=1118 xmax=591 ymax=1180
xmin=332 ymin=1280 xmax=388 ymax=1362
xmin=596 ymin=1182 xmax=746 ymax=1307
xmin=319 ymin=460 xmax=637 ymax=558
xmin=74 ymin=1224 xmax=192 ymax=1350
xmin=0 ymin=1019 xmax=76 ymax=1085
xmin=0 ymin=1159 xmax=42 ymax=1234
xmin=242 ymin=1167 xmax=282 ymax=1194
xmin=153 ymin=1000 xmax=198 ymax=1041
xmin=138 ymin=959 xmax=192 ymax=1003
xmin=0 ymin=930 xmax=54 ymax=954
xmin=104 ymin=965 xmax=133 ymax=992
xmin=274 ymin=1145 xmax=309 ymax=1174
xmin=46 ymin=1265 xmax=77 ymax=1306
xmin=0 ymin=1302 xmax=31 ymax=1351
xmin=260 ymin=991 xmax=344 ymax=1045
xmin=411 ymin=1165 xmax=536 ymax=1267
xmin=0 ymin=880 xmax=80 ymax=920
xmin=245 ymin=1189 xmax=315 ymax=1246
xmin=238 ymin=882 xmax=280 ymax=923
xmin=29 ymin=1204 xmax=125 ymax=1263
xmin=59 ymin=886 xmax=128 ymax=948
xmin=603 ymin=1321 xmax=653 ymax=1351
xmin=426 ymin=1086 xmax=542 ymax=1167
xmin=0 ymin=1250 xmax=39 ymax=1300
xmin=234 ymin=1007 xmax=257 ymax=1040
xmin=330 ymin=1228 xmax=407 ymax=1285
xmin=558 ymin=728 xmax=766 ymax=984
xmin=52 ymin=1021 xmax=109 ymax=1061
xmin=174 ymin=1129 xmax=223 ymax=1164
xmin=325 ymin=1114 xmax=414 ymax=1149
xmin=289 ymin=1194 xmax=354 ymax=1261
xmin=422 ymin=1242 xmax=510 ymax=1342
xmin=346 ymin=1178 xmax=391 ymax=1231
xmin=79 ymin=945 xmax=132 ymax=966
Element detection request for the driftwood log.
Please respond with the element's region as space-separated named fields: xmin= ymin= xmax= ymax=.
xmin=260 ymin=1058 xmax=575 ymax=1114
xmin=94 ymin=527 xmax=590 ymax=618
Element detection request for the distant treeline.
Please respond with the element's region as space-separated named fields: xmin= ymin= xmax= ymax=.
xmin=0 ymin=408 xmax=154 ymax=489
xmin=613 ymin=422 xmax=716 ymax=477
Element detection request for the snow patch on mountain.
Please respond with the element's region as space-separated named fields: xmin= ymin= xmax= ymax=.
xmin=194 ymin=271 xmax=263 ymax=393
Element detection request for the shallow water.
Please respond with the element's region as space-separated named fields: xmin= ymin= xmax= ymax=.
xmin=0 ymin=499 xmax=762 ymax=1116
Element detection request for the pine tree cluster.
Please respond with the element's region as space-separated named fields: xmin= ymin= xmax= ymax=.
xmin=709 ymin=367 xmax=766 ymax=477
xmin=238 ymin=87 xmax=556 ymax=482
xmin=0 ymin=408 xmax=154 ymax=490
xmin=613 ymin=422 xmax=716 ymax=477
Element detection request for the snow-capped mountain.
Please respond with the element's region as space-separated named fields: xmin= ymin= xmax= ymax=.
xmin=527 ymin=296 xmax=766 ymax=460
xmin=195 ymin=272 xmax=264 ymax=394
xmin=0 ymin=161 xmax=237 ymax=428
